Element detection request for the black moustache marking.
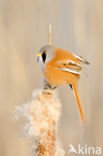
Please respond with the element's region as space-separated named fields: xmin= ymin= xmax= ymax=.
xmin=42 ymin=52 xmax=46 ymax=63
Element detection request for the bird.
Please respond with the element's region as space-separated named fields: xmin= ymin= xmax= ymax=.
xmin=37 ymin=45 xmax=90 ymax=123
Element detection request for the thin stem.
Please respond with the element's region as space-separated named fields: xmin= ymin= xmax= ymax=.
xmin=48 ymin=24 xmax=52 ymax=45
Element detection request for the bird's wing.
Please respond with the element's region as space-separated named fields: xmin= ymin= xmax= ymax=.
xmin=72 ymin=53 xmax=90 ymax=65
xmin=56 ymin=60 xmax=86 ymax=75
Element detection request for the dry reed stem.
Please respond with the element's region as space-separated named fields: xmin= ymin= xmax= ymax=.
xmin=15 ymin=89 xmax=65 ymax=156
xmin=48 ymin=24 xmax=52 ymax=45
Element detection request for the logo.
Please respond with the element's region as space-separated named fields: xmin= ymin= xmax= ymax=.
xmin=69 ymin=144 xmax=102 ymax=155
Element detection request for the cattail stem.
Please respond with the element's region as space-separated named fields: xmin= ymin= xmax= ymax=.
xmin=16 ymin=87 xmax=65 ymax=156
xmin=48 ymin=24 xmax=52 ymax=45
xmin=15 ymin=26 xmax=65 ymax=155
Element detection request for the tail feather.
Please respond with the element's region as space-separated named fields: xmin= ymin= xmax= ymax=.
xmin=72 ymin=83 xmax=86 ymax=123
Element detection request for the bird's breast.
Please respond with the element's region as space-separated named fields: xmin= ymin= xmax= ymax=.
xmin=44 ymin=62 xmax=79 ymax=86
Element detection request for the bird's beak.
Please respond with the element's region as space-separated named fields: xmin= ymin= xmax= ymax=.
xmin=37 ymin=53 xmax=41 ymax=62
xmin=37 ymin=53 xmax=41 ymax=57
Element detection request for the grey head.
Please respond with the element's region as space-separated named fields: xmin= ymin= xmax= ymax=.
xmin=37 ymin=45 xmax=55 ymax=70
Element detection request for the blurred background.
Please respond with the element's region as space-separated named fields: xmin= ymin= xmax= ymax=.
xmin=0 ymin=0 xmax=103 ymax=156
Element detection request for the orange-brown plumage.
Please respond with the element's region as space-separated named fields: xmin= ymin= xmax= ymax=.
xmin=37 ymin=45 xmax=89 ymax=123
xmin=44 ymin=47 xmax=80 ymax=86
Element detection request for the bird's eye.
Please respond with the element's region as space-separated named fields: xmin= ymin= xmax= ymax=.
xmin=42 ymin=52 xmax=46 ymax=63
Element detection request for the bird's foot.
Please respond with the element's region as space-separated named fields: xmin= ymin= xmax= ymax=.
xmin=43 ymin=79 xmax=56 ymax=90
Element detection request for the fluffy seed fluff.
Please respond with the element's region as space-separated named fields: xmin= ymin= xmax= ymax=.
xmin=15 ymin=89 xmax=65 ymax=156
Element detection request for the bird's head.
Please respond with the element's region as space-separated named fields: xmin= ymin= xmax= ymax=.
xmin=37 ymin=45 xmax=55 ymax=69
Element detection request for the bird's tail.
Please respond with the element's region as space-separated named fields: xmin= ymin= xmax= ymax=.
xmin=72 ymin=83 xmax=86 ymax=123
